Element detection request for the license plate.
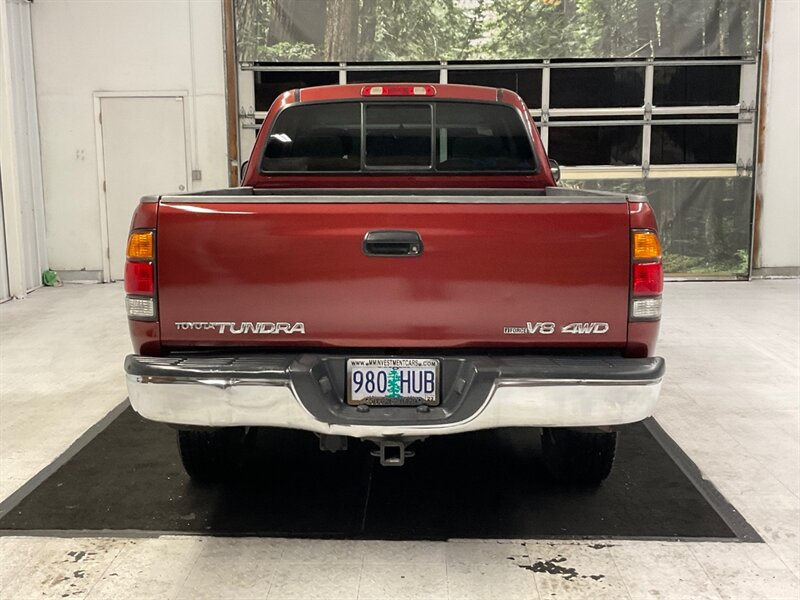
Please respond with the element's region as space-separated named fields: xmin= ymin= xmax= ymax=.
xmin=347 ymin=358 xmax=439 ymax=406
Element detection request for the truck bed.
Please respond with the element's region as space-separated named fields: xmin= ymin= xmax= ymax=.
xmin=153 ymin=186 xmax=631 ymax=203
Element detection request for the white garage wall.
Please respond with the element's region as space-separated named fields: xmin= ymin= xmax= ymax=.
xmin=31 ymin=0 xmax=228 ymax=278
xmin=757 ymin=0 xmax=800 ymax=271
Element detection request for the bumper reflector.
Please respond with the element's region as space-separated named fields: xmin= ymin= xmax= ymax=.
xmin=126 ymin=296 xmax=155 ymax=319
xmin=632 ymin=296 xmax=662 ymax=320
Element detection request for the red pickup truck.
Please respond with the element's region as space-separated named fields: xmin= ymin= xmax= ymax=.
xmin=123 ymin=83 xmax=664 ymax=484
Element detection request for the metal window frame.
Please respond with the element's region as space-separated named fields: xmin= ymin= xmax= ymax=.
xmin=240 ymin=58 xmax=757 ymax=72
xmin=238 ymin=56 xmax=758 ymax=179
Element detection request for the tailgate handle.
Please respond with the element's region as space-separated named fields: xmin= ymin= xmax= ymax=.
xmin=363 ymin=230 xmax=423 ymax=257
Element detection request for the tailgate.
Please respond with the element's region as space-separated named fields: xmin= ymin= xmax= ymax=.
xmin=156 ymin=199 xmax=630 ymax=348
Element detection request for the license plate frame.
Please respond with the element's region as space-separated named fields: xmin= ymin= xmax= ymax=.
xmin=346 ymin=358 xmax=440 ymax=406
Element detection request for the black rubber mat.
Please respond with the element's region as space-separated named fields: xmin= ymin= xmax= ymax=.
xmin=0 ymin=408 xmax=747 ymax=540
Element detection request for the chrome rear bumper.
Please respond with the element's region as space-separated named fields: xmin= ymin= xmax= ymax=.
xmin=125 ymin=354 xmax=664 ymax=437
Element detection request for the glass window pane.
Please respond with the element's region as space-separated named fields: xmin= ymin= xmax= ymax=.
xmin=650 ymin=124 xmax=737 ymax=164
xmin=547 ymin=126 xmax=642 ymax=166
xmin=653 ymin=66 xmax=740 ymax=107
xmin=365 ymin=104 xmax=432 ymax=168
xmin=646 ymin=177 xmax=752 ymax=276
xmin=447 ymin=69 xmax=542 ymax=108
xmin=348 ymin=70 xmax=439 ymax=84
xmin=435 ymin=103 xmax=535 ymax=171
xmin=261 ymin=103 xmax=361 ymax=172
xmin=561 ymin=177 xmax=752 ymax=276
xmin=254 ymin=70 xmax=339 ymax=111
xmin=550 ymin=68 xmax=645 ymax=108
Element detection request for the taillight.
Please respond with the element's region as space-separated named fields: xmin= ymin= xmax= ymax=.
xmin=127 ymin=231 xmax=154 ymax=260
xmin=125 ymin=229 xmax=156 ymax=320
xmin=361 ymin=85 xmax=436 ymax=97
xmin=124 ymin=261 xmax=154 ymax=295
xmin=633 ymin=262 xmax=664 ymax=295
xmin=631 ymin=229 xmax=663 ymax=320
xmin=632 ymin=231 xmax=661 ymax=260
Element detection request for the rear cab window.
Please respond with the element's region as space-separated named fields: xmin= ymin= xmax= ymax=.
xmin=260 ymin=100 xmax=537 ymax=173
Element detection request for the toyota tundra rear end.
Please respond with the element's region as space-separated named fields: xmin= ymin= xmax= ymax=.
xmin=123 ymin=84 xmax=665 ymax=484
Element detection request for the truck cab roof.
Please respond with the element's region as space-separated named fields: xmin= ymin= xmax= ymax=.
xmin=287 ymin=83 xmax=522 ymax=109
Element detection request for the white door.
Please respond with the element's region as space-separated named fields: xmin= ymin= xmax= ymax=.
xmin=100 ymin=96 xmax=188 ymax=280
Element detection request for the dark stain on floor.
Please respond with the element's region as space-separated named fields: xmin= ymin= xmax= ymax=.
xmin=521 ymin=554 xmax=606 ymax=582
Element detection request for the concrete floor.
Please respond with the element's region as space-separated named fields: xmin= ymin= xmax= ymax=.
xmin=0 ymin=280 xmax=798 ymax=599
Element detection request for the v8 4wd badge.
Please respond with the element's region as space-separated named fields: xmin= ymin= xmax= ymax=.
xmin=503 ymin=321 xmax=609 ymax=335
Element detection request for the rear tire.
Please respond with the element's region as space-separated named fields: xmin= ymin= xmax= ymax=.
xmin=540 ymin=428 xmax=617 ymax=484
xmin=177 ymin=427 xmax=247 ymax=483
